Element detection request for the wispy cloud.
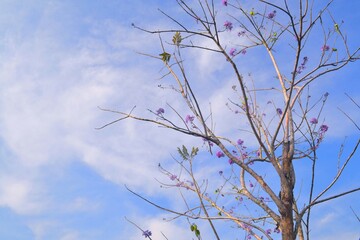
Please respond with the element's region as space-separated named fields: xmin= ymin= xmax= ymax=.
xmin=0 ymin=1 xmax=359 ymax=239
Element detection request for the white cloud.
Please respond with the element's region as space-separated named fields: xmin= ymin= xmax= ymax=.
xmin=0 ymin=1 xmax=359 ymax=239
xmin=27 ymin=220 xmax=57 ymax=240
xmin=60 ymin=231 xmax=80 ymax=240
xmin=0 ymin=176 xmax=46 ymax=215
xmin=0 ymin=5 xmax=200 ymax=202
xmin=65 ymin=197 xmax=100 ymax=213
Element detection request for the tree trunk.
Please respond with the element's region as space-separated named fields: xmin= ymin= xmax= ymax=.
xmin=280 ymin=140 xmax=295 ymax=240
xmin=280 ymin=197 xmax=294 ymax=240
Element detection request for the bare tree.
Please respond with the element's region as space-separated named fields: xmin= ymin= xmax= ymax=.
xmin=99 ymin=0 xmax=360 ymax=239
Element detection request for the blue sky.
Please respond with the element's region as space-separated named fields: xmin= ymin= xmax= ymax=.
xmin=0 ymin=1 xmax=359 ymax=239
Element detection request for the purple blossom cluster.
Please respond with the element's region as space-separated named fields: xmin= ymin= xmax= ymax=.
xmin=237 ymin=139 xmax=244 ymax=145
xmin=267 ymin=10 xmax=277 ymax=19
xmin=214 ymin=139 xmax=249 ymax=165
xmin=142 ymin=230 xmax=152 ymax=238
xmin=259 ymin=196 xmax=270 ymax=203
xmin=229 ymin=48 xmax=237 ymax=57
xmin=320 ymin=124 xmax=329 ymax=132
xmin=202 ymin=138 xmax=214 ymax=146
xmin=321 ymin=45 xmax=330 ymax=52
xmin=229 ymin=48 xmax=246 ymax=57
xmin=181 ymin=180 xmax=194 ymax=189
xmin=310 ymin=117 xmax=318 ymax=124
xmin=238 ymin=30 xmax=246 ymax=37
xmin=216 ymin=151 xmax=225 ymax=158
xmin=296 ymin=56 xmax=308 ymax=74
xmin=312 ymin=124 xmax=329 ymax=150
xmin=156 ymin=107 xmax=165 ymax=115
xmin=228 ymin=139 xmax=249 ymax=164
xmin=185 ymin=114 xmax=195 ymax=123
xmin=224 ymin=20 xmax=233 ymax=31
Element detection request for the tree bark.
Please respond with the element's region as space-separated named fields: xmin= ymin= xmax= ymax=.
xmin=280 ymin=140 xmax=295 ymax=240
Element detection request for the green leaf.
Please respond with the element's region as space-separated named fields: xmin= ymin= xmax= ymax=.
xmin=172 ymin=32 xmax=182 ymax=46
xmin=334 ymin=23 xmax=339 ymax=33
xmin=159 ymin=52 xmax=171 ymax=63
xmin=191 ymin=147 xmax=199 ymax=157
xmin=177 ymin=145 xmax=189 ymax=160
xmin=190 ymin=223 xmax=197 ymax=231
xmin=182 ymin=145 xmax=189 ymax=158
xmin=190 ymin=224 xmax=201 ymax=239
xmin=195 ymin=229 xmax=201 ymax=237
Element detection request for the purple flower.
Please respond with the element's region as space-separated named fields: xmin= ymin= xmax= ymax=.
xmin=228 ymin=158 xmax=234 ymax=164
xmin=310 ymin=118 xmax=318 ymax=124
xmin=238 ymin=30 xmax=246 ymax=37
xmin=324 ymin=92 xmax=329 ymax=97
xmin=222 ymin=0 xmax=228 ymax=6
xmin=249 ymin=181 xmax=254 ymax=188
xmin=142 ymin=230 xmax=152 ymax=238
xmin=276 ymin=108 xmax=283 ymax=115
xmin=320 ymin=124 xmax=329 ymax=133
xmin=156 ymin=108 xmax=165 ymax=115
xmin=216 ymin=151 xmax=225 ymax=158
xmin=267 ymin=10 xmax=276 ymax=19
xmin=176 ymin=181 xmax=184 ymax=187
xmin=170 ymin=174 xmax=177 ymax=181
xmin=185 ymin=115 xmax=195 ymax=123
xmin=229 ymin=48 xmax=236 ymax=57
xmin=202 ymin=138 xmax=214 ymax=146
xmin=239 ymin=49 xmax=247 ymax=55
xmin=296 ymin=56 xmax=308 ymax=74
xmin=266 ymin=229 xmax=272 ymax=235
xmin=224 ymin=21 xmax=233 ymax=31
xmin=219 ymin=170 xmax=223 ymax=175
xmin=274 ymin=228 xmax=280 ymax=233
xmin=321 ymin=45 xmax=330 ymax=52
xmin=256 ymin=150 xmax=261 ymax=157
xmin=237 ymin=139 xmax=244 ymax=145
xmin=186 ymin=180 xmax=194 ymax=187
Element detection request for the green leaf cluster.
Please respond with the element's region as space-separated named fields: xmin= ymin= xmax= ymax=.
xmin=172 ymin=32 xmax=182 ymax=46
xmin=159 ymin=52 xmax=171 ymax=63
xmin=177 ymin=145 xmax=199 ymax=160
xmin=190 ymin=223 xmax=201 ymax=238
